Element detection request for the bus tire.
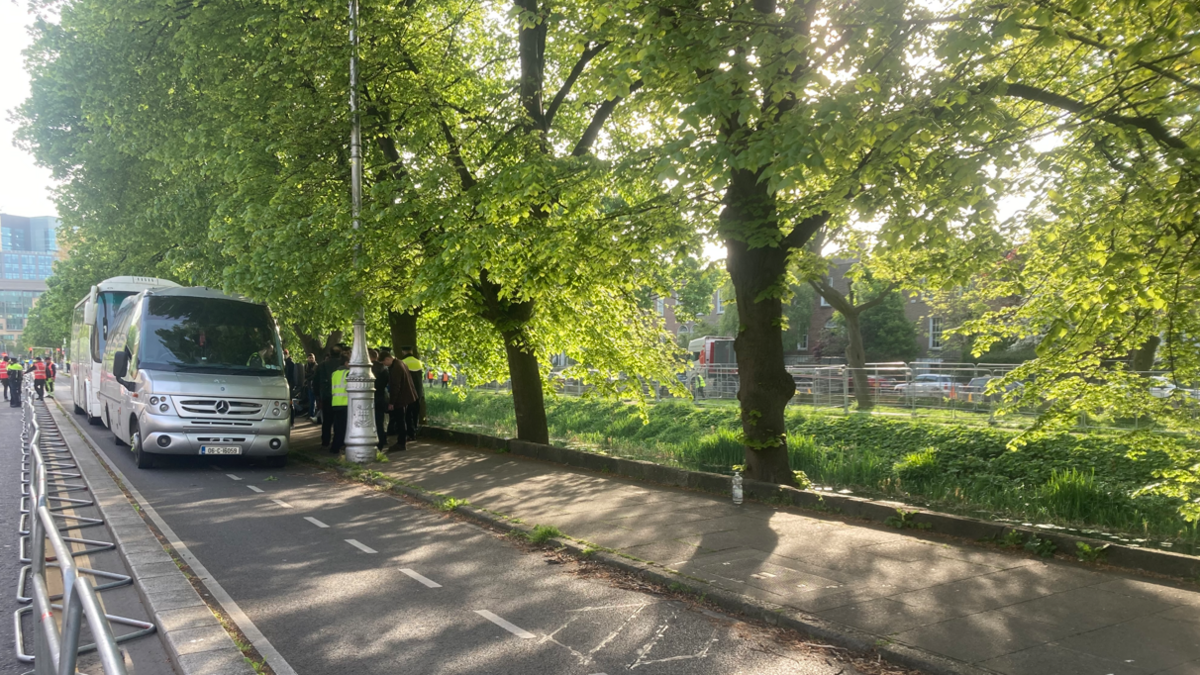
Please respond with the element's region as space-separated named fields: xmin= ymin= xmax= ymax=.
xmin=131 ymin=422 xmax=154 ymax=469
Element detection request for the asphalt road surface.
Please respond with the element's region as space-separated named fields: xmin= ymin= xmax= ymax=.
xmin=55 ymin=382 xmax=862 ymax=675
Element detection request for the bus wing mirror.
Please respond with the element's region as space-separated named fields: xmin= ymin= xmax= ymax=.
xmin=112 ymin=350 xmax=129 ymax=379
xmin=83 ymin=286 xmax=98 ymax=325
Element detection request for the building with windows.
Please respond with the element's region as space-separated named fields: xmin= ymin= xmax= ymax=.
xmin=0 ymin=214 xmax=65 ymax=350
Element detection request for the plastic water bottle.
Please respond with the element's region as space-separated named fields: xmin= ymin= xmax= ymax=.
xmin=732 ymin=471 xmax=743 ymax=505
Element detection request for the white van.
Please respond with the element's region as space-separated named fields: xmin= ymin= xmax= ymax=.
xmin=98 ymin=286 xmax=291 ymax=468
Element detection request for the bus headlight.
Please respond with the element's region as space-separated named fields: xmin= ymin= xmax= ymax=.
xmin=147 ymin=396 xmax=175 ymax=415
xmin=265 ymin=401 xmax=289 ymax=419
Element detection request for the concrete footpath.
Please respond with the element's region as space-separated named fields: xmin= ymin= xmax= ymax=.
xmin=292 ymin=422 xmax=1200 ymax=675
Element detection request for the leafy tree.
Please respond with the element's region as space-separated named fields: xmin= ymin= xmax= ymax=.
xmin=636 ymin=0 xmax=1015 ymax=483
xmin=860 ymin=293 xmax=918 ymax=363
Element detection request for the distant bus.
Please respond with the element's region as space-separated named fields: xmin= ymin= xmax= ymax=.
xmin=70 ymin=276 xmax=181 ymax=423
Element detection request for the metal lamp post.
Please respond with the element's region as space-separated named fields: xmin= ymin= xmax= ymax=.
xmin=343 ymin=0 xmax=376 ymax=464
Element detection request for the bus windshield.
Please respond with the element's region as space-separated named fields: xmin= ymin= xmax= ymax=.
xmin=139 ymin=296 xmax=283 ymax=374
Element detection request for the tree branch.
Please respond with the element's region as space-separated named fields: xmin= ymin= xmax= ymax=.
xmin=1002 ymin=82 xmax=1189 ymax=150
xmin=784 ymin=212 xmax=832 ymax=250
xmin=571 ymin=79 xmax=643 ymax=157
xmin=439 ymin=118 xmax=477 ymax=190
xmin=545 ymin=41 xmax=609 ymax=131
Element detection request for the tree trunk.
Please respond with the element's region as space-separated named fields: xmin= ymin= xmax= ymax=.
xmin=387 ymin=309 xmax=420 ymax=357
xmin=501 ymin=326 xmax=549 ymax=444
xmin=477 ymin=271 xmax=550 ymax=444
xmin=1130 ymin=335 xmax=1160 ymax=373
xmin=843 ymin=311 xmax=873 ymax=410
xmin=293 ymin=327 xmax=343 ymax=362
xmin=722 ymin=169 xmax=796 ymax=486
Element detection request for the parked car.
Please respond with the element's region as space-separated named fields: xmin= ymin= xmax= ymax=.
xmin=1149 ymin=376 xmax=1200 ymax=401
xmin=954 ymin=376 xmax=1024 ymax=403
xmin=894 ymin=374 xmax=954 ymax=398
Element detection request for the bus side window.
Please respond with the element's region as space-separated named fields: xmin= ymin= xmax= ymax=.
xmin=126 ymin=316 xmax=140 ymax=377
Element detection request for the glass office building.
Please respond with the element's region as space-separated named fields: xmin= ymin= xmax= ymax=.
xmin=0 ymin=214 xmax=63 ymax=349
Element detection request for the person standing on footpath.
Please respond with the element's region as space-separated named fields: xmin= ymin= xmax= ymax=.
xmin=386 ymin=351 xmax=417 ymax=452
xmin=370 ymin=349 xmax=390 ymax=449
xmin=400 ymin=346 xmax=424 ymax=441
xmin=45 ymin=359 xmax=55 ymax=397
xmin=329 ymin=352 xmax=350 ymax=454
xmin=304 ymin=353 xmax=318 ymax=418
xmin=1 ymin=356 xmax=9 ymax=401
xmin=7 ymin=358 xmax=23 ymax=407
xmin=315 ymin=346 xmax=342 ymax=447
xmin=28 ymin=357 xmax=47 ymax=401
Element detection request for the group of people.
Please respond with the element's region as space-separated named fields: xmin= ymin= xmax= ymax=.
xmin=285 ymin=345 xmax=427 ymax=456
xmin=1 ymin=355 xmax=56 ymax=407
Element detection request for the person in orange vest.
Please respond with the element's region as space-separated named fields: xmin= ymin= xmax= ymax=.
xmin=27 ymin=356 xmax=47 ymax=401
xmin=441 ymin=371 xmax=450 ymax=388
xmin=45 ymin=360 xmax=56 ymax=397
xmin=0 ymin=356 xmax=9 ymax=401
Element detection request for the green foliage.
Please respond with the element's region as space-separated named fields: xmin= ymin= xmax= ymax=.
xmin=893 ymin=447 xmax=940 ymax=489
xmin=1000 ymin=530 xmax=1025 ymax=548
xmin=529 ymin=525 xmax=563 ymax=545
xmin=1024 ymin=535 xmax=1057 ymax=558
xmin=860 ymin=293 xmax=919 ymax=362
xmin=438 ymin=497 xmax=469 ymax=512
xmin=793 ymin=470 xmax=813 ymax=490
xmin=885 ymin=509 xmax=931 ymax=530
xmin=1075 ymin=541 xmax=1109 ymax=563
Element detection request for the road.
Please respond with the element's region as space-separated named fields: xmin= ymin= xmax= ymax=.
xmin=54 ymin=382 xmax=864 ymax=675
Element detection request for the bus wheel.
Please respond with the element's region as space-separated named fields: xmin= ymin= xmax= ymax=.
xmin=131 ymin=423 xmax=154 ymax=469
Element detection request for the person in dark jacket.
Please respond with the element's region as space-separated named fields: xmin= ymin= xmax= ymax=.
xmin=400 ymin=346 xmax=424 ymax=441
xmin=7 ymin=359 xmax=23 ymax=407
xmin=370 ymin=349 xmax=390 ymax=449
xmin=304 ymin=353 xmax=317 ymax=418
xmin=386 ymin=352 xmax=417 ymax=452
xmin=284 ymin=350 xmax=298 ymax=393
xmin=314 ymin=346 xmax=342 ymax=447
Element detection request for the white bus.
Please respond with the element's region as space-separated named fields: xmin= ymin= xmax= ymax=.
xmin=70 ymin=276 xmax=180 ymax=423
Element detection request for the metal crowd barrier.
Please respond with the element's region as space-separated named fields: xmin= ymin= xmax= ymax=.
xmin=14 ymin=377 xmax=155 ymax=674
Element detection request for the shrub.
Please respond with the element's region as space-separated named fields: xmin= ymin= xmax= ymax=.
xmin=893 ymin=447 xmax=940 ymax=489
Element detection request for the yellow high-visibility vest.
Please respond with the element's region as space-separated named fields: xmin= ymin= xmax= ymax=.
xmin=402 ymin=356 xmax=423 ymax=372
xmin=331 ymin=369 xmax=349 ymax=406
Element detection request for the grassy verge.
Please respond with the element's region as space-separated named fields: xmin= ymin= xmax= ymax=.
xmin=427 ymin=389 xmax=1200 ymax=553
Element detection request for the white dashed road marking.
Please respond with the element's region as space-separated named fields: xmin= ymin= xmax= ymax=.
xmin=345 ymin=539 xmax=377 ymax=554
xmin=475 ymin=610 xmax=536 ymax=639
xmin=226 ymin=474 xmax=242 ymax=481
xmin=304 ymin=517 xmax=329 ymax=528
xmin=271 ymin=499 xmax=292 ymax=508
xmin=247 ymin=485 xmax=264 ymax=493
xmin=399 ymin=568 xmax=442 ymax=588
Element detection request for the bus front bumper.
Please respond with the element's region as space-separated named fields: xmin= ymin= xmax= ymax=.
xmin=139 ymin=416 xmax=290 ymax=457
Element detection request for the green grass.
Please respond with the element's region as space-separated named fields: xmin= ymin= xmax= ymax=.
xmin=425 ymin=390 xmax=1200 ymax=552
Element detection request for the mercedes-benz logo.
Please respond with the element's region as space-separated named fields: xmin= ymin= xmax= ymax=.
xmin=215 ymin=400 xmax=230 ymax=415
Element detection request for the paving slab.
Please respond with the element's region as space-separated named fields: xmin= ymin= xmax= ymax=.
xmin=297 ymin=431 xmax=1200 ymax=675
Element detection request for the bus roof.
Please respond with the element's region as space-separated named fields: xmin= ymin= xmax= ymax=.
xmin=96 ymin=276 xmax=181 ymax=292
xmin=75 ymin=276 xmax=181 ymax=310
xmin=147 ymin=286 xmax=263 ymax=306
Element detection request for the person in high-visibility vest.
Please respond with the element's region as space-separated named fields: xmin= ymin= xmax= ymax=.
xmin=45 ymin=360 xmax=56 ymax=397
xmin=693 ymin=372 xmax=706 ymax=400
xmin=28 ymin=357 xmax=47 ymax=401
xmin=329 ymin=353 xmax=350 ymax=454
xmin=7 ymin=359 xmax=23 ymax=407
xmin=441 ymin=371 xmax=450 ymax=388
xmin=400 ymin=346 xmax=424 ymax=441
xmin=0 ymin=356 xmax=9 ymax=402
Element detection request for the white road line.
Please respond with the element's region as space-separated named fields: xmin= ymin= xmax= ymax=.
xmin=475 ymin=610 xmax=536 ymax=639
xmin=304 ymin=517 xmax=329 ymax=529
xmin=247 ymin=485 xmax=264 ymax=493
xmin=271 ymin=499 xmax=292 ymax=509
xmin=345 ymin=539 xmax=377 ymax=554
xmin=226 ymin=474 xmax=242 ymax=481
xmin=399 ymin=568 xmax=442 ymax=588
xmin=57 ymin=407 xmax=299 ymax=675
